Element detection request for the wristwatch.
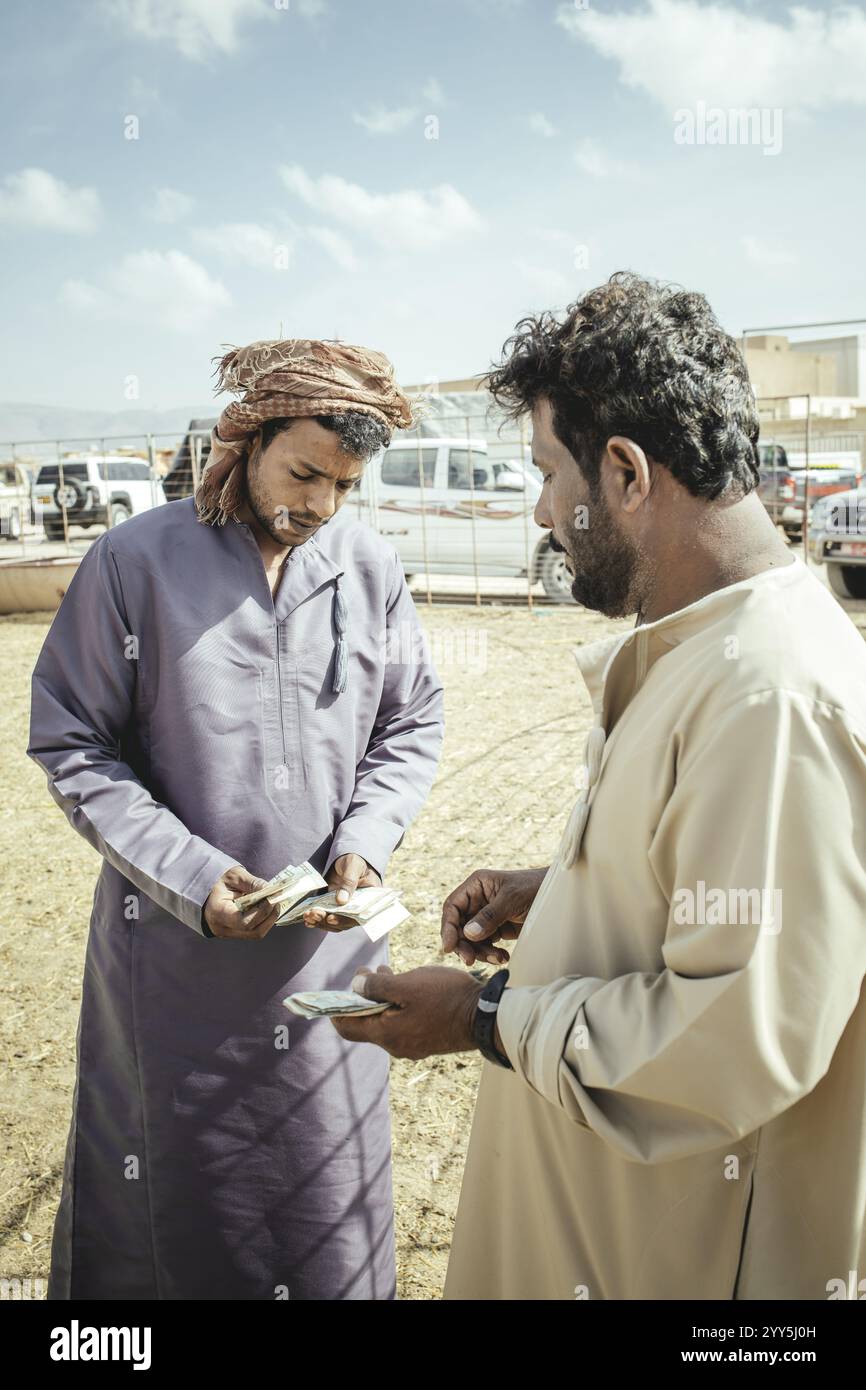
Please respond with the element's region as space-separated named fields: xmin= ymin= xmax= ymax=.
xmin=472 ymin=968 xmax=514 ymax=1069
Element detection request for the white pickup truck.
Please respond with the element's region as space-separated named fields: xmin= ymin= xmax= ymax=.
xmin=354 ymin=437 xmax=571 ymax=600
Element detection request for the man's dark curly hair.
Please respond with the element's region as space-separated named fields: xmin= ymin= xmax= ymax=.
xmin=487 ymin=271 xmax=760 ymax=500
xmin=260 ymin=411 xmax=389 ymax=461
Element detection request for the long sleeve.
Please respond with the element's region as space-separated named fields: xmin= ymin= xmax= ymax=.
xmin=27 ymin=537 xmax=238 ymax=934
xmin=496 ymin=689 xmax=866 ymax=1162
xmin=327 ymin=551 xmax=444 ymax=879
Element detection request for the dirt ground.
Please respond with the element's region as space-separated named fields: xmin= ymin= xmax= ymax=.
xmin=0 ymin=599 xmax=628 ymax=1300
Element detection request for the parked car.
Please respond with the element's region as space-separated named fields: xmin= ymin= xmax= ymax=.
xmin=356 ymin=437 xmax=572 ymax=600
xmin=0 ymin=460 xmax=34 ymax=541
xmin=807 ymin=487 xmax=866 ymax=599
xmin=757 ymin=443 xmax=861 ymax=541
xmin=33 ymin=454 xmax=166 ymax=540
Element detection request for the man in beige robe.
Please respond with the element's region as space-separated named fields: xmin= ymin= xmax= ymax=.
xmin=332 ymin=273 xmax=866 ymax=1300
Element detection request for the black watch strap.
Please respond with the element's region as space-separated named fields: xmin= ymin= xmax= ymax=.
xmin=472 ymin=968 xmax=513 ymax=1069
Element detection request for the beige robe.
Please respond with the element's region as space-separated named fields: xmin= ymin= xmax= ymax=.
xmin=445 ymin=558 xmax=866 ymax=1300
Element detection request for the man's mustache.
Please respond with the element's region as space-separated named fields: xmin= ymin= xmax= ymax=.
xmin=548 ymin=532 xmax=566 ymax=554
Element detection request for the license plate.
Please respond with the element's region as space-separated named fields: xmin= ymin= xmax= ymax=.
xmin=838 ymin=542 xmax=866 ymax=558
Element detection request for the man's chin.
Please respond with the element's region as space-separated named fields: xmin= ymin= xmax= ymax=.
xmin=569 ymin=574 xmax=635 ymax=620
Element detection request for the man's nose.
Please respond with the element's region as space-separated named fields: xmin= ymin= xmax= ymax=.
xmin=534 ymin=492 xmax=552 ymax=530
xmin=305 ymin=478 xmax=338 ymax=521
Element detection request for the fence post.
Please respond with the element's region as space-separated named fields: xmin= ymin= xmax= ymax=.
xmin=519 ymin=416 xmax=534 ymax=613
xmin=417 ymin=430 xmax=432 ymax=607
xmin=803 ymin=394 xmax=811 ymax=560
xmin=465 ymin=414 xmax=480 ymax=607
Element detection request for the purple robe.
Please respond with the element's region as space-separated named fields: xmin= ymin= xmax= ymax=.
xmin=28 ymin=497 xmax=444 ymax=1301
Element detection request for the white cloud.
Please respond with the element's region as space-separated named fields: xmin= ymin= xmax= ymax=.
xmin=61 ymin=249 xmax=230 ymax=331
xmin=0 ymin=167 xmax=100 ymax=232
xmin=194 ymin=221 xmax=291 ymax=269
xmin=514 ymin=259 xmax=574 ymax=301
xmin=529 ymin=111 xmax=558 ymax=137
xmin=280 ymin=164 xmax=483 ymax=251
xmin=352 ymin=104 xmax=418 ymax=135
xmin=151 ymin=186 xmax=193 ymax=223
xmin=106 ymin=0 xmax=272 ymax=60
xmin=424 ymin=77 xmax=445 ymax=105
xmin=574 ymin=137 xmax=637 ymax=179
xmin=557 ymin=0 xmax=866 ymax=111
xmin=741 ymin=235 xmax=799 ymax=268
xmin=307 ymin=225 xmax=358 ymax=270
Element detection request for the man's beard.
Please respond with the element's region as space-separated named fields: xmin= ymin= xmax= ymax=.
xmin=551 ymin=484 xmax=640 ymax=618
xmin=245 ymin=469 xmax=324 ymax=546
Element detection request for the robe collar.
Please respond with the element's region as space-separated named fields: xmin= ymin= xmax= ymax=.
xmin=226 ymin=515 xmax=345 ymax=624
xmin=572 ymin=555 xmax=802 ymax=731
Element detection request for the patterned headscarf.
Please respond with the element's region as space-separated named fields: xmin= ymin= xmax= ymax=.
xmin=194 ymin=338 xmax=416 ymax=525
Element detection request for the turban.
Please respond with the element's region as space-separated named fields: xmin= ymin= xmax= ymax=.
xmin=194 ymin=338 xmax=417 ymax=525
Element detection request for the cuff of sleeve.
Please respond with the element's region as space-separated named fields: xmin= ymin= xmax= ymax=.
xmin=326 ymin=815 xmax=405 ymax=881
xmin=495 ymin=978 xmax=600 ymax=1107
xmin=178 ymin=848 xmax=239 ymax=937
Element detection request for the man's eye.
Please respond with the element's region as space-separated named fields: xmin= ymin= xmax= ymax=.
xmin=290 ymin=469 xmax=314 ymax=481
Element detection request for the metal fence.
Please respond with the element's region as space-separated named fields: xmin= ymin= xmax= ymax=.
xmin=2 ymin=390 xmax=863 ymax=610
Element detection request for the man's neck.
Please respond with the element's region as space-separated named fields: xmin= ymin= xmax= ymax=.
xmin=636 ymin=493 xmax=794 ymax=625
xmin=236 ymin=500 xmax=293 ymax=570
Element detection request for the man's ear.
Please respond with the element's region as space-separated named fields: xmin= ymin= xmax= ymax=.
xmin=604 ymin=436 xmax=651 ymax=513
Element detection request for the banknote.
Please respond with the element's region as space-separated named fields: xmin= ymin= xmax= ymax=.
xmin=233 ymin=861 xmax=328 ymax=913
xmin=277 ymin=885 xmax=410 ymax=942
xmin=283 ymin=989 xmax=393 ymax=1019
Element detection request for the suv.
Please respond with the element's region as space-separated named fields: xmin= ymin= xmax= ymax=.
xmin=33 ymin=454 xmax=166 ymax=540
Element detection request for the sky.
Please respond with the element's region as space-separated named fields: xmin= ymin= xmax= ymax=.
xmin=0 ymin=0 xmax=864 ymax=413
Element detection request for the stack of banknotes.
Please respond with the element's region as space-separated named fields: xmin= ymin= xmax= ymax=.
xmin=283 ymin=990 xmax=392 ymax=1019
xmin=234 ymin=864 xmax=410 ymax=942
xmin=233 ymin=861 xmax=328 ymax=913
xmin=277 ymin=885 xmax=409 ymax=941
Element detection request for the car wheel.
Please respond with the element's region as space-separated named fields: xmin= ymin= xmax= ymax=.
xmin=539 ymin=547 xmax=576 ymax=603
xmin=54 ymin=478 xmax=86 ymax=514
xmin=44 ymin=522 xmax=65 ymax=541
xmin=827 ymin=563 xmax=866 ymax=600
xmin=110 ymin=503 xmax=132 ymax=528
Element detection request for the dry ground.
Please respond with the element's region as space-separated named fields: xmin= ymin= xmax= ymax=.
xmin=0 ymin=599 xmax=626 ymax=1300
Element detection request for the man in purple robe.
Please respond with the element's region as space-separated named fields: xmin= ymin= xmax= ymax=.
xmin=28 ymin=338 xmax=444 ymax=1301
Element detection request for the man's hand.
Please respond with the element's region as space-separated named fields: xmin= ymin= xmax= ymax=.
xmin=441 ymin=867 xmax=548 ymax=967
xmin=203 ymin=864 xmax=281 ymax=940
xmin=330 ymin=964 xmax=484 ymax=1060
xmin=303 ymin=853 xmax=382 ymax=931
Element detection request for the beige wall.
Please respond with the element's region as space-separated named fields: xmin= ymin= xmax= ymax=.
xmin=744 ymin=335 xmax=839 ymax=398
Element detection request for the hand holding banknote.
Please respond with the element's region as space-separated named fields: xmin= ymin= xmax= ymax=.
xmin=203 ymin=865 xmax=284 ymax=940
xmin=303 ymin=854 xmax=382 ymax=930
